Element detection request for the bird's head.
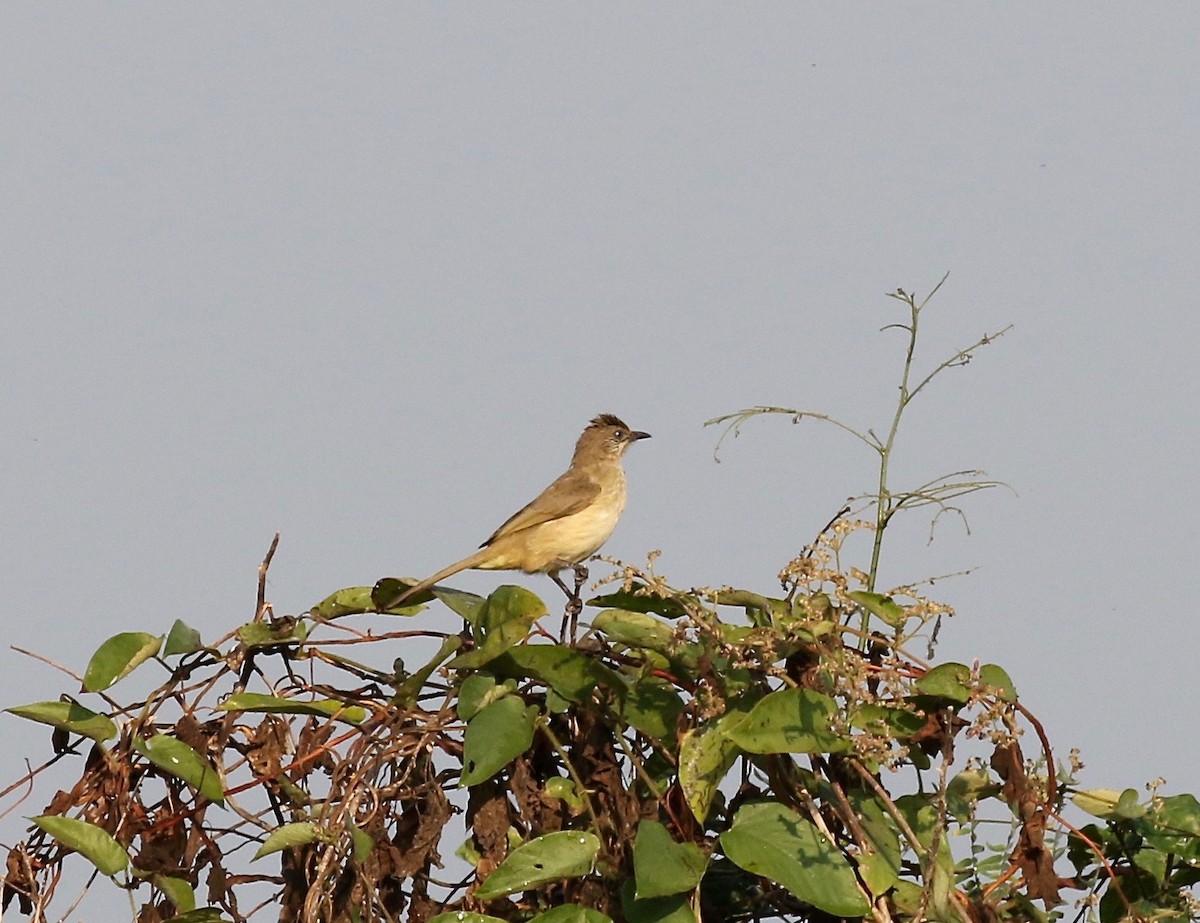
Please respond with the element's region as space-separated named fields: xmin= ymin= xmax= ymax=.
xmin=576 ymin=413 xmax=651 ymax=461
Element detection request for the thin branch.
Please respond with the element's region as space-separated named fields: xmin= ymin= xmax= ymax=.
xmin=255 ymin=532 xmax=281 ymax=622
xmin=537 ymin=717 xmax=604 ymax=842
xmin=704 ymin=406 xmax=878 ymax=461
xmin=908 ymin=324 xmax=1014 ymax=405
xmin=849 ymin=759 xmax=927 ymax=859
xmin=10 ymin=647 xmax=87 ymax=685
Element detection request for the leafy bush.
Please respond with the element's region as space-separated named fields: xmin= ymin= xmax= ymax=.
xmin=4 ymin=281 xmax=1196 ymax=923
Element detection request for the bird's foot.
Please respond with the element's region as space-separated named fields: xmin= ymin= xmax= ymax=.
xmin=560 ymin=594 xmax=584 ymax=644
xmin=571 ymin=567 xmax=588 ymax=618
xmin=551 ymin=565 xmax=589 ymax=644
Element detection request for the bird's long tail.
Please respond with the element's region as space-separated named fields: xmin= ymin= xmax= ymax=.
xmin=392 ymin=547 xmax=496 ymax=605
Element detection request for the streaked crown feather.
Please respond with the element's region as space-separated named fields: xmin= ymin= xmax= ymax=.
xmin=589 ymin=413 xmax=629 ymax=430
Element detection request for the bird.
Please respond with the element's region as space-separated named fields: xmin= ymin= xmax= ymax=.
xmin=393 ymin=413 xmax=650 ymax=608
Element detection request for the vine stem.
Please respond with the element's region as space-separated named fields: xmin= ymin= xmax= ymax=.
xmin=537 ymin=718 xmax=604 ymax=843
xmin=865 ymin=278 xmax=1013 ymax=601
xmin=613 ymin=727 xmax=664 ymax=800
xmin=867 ymin=275 xmax=943 ymax=593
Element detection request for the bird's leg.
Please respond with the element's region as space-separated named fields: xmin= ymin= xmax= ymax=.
xmin=549 ymin=569 xmax=575 ymax=599
xmin=550 ymin=570 xmax=575 ymax=642
xmin=549 ymin=563 xmax=586 ymax=643
xmin=568 ymin=564 xmax=591 ymax=640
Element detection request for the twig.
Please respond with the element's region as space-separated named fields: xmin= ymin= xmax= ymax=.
xmin=1045 ymin=810 xmax=1135 ymax=916
xmin=537 ymin=718 xmax=603 ymax=843
xmin=0 ymin=754 xmax=66 ymax=810
xmin=613 ymin=728 xmax=664 ymax=801
xmin=1016 ymin=701 xmax=1057 ymax=807
xmin=917 ymin=709 xmax=954 ymax=923
xmin=52 ymin=867 xmax=99 ymax=923
xmin=255 ymin=532 xmax=281 ymax=622
xmin=849 ymin=759 xmax=927 ymax=859
xmin=10 ymin=647 xmax=87 ymax=685
xmin=705 ymin=406 xmax=877 ymax=462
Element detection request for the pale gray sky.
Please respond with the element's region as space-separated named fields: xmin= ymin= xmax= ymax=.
xmin=3 ymin=2 xmax=1198 ymax=836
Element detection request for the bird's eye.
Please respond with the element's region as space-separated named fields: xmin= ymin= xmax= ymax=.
xmin=614 ymin=430 xmax=625 ymax=439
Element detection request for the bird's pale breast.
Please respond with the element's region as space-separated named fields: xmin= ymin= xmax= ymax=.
xmin=482 ymin=467 xmax=627 ymax=572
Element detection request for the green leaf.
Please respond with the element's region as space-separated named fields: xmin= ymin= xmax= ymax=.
xmin=457 ymin=673 xmax=503 ymax=721
xmin=707 ymin=654 xmax=755 ymax=700
xmin=164 ymin=910 xmax=228 ymax=923
xmin=592 ymin=608 xmax=701 ymax=673
xmin=621 ymin=878 xmax=697 ymax=923
xmin=544 ymin=777 xmax=588 ymax=815
xmin=236 ymin=618 xmax=307 ymax=647
xmin=253 ymin=821 xmax=328 ymax=860
xmin=133 ymin=734 xmax=225 ymax=805
xmin=217 ymin=692 xmax=366 ymax=724
xmin=847 ymin=791 xmax=903 ymax=896
xmin=846 ymin=590 xmax=908 ymax=628
xmin=794 ymin=592 xmax=836 ymax=621
xmin=725 ymin=688 xmax=847 ymax=754
xmin=1113 ymin=788 xmax=1147 ymax=820
xmin=978 ymin=663 xmax=1017 ymax=701
xmin=613 ymin=675 xmax=684 ymax=740
xmin=5 ymin=701 xmax=117 ymax=743
xmin=1132 ymin=846 xmax=1167 ymax=880
xmin=529 ymin=905 xmax=613 ymax=923
xmin=1072 ymin=788 xmax=1124 ymax=819
xmin=591 ymin=609 xmax=678 ymax=652
xmin=720 ymin=802 xmax=869 ymax=917
xmin=856 ymin=851 xmax=900 ymax=900
xmin=374 ymin=576 xmax=474 ymax=615
xmin=456 ymin=837 xmax=483 ymax=867
xmin=711 ymin=589 xmax=789 ymax=627
xmin=493 ymin=644 xmax=618 ymax=702
xmin=633 ymin=820 xmax=707 ymax=899
xmin=82 ymin=632 xmax=162 ymax=692
xmin=429 ymin=586 xmax=487 ymax=624
xmin=894 ymin=793 xmax=954 ymax=853
xmin=891 ymin=879 xmax=960 ymax=923
xmin=946 ymin=768 xmax=1001 ymax=820
xmin=892 ymin=793 xmax=956 ymax=915
xmin=311 ymin=585 xmax=381 ymax=618
xmin=163 ymin=620 xmax=204 ymax=657
xmin=391 ymin=635 xmax=463 ymax=707
xmin=678 ymin=713 xmax=740 ymax=823
xmin=460 ymin=695 xmax=537 ymax=786
xmin=850 ymin=703 xmax=928 ymax=738
xmin=370 ymin=576 xmax=420 ymax=611
xmin=372 ymin=576 xmax=487 ymax=615
xmin=475 ymin=830 xmax=600 ymax=899
xmin=914 ymin=662 xmax=971 ymax=704
xmin=33 ymin=815 xmax=129 ymax=876
xmin=1071 ymin=787 xmax=1147 ymax=822
xmin=1140 ymin=793 xmax=1200 ymax=859
xmin=349 ymin=822 xmax=375 ymax=863
xmin=451 ymin=586 xmax=548 ymax=669
xmin=587 ymin=584 xmax=691 ymax=619
xmin=153 ymin=874 xmax=196 ymax=913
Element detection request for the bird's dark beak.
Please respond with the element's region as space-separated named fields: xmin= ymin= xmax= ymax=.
xmin=630 ymin=430 xmax=651 ymax=441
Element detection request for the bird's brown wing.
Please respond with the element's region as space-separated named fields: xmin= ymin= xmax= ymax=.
xmin=481 ymin=467 xmax=601 ymax=547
